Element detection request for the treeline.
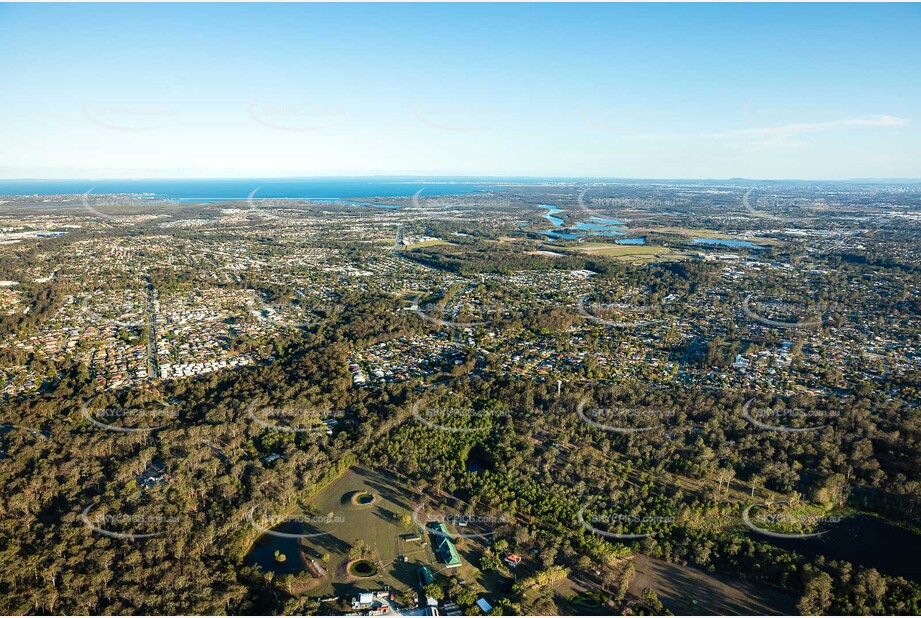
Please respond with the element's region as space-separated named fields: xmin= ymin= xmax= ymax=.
xmin=0 ymin=283 xmax=69 ymax=337
xmin=0 ymin=292 xmax=419 ymax=615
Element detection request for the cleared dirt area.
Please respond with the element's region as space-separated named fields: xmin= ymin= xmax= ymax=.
xmin=629 ymin=554 xmax=797 ymax=616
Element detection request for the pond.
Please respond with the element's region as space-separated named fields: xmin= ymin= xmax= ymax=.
xmin=244 ymin=520 xmax=308 ymax=575
xmin=352 ymin=491 xmax=375 ymax=505
xmin=755 ymin=515 xmax=921 ymax=582
xmin=348 ymin=559 xmax=378 ymax=577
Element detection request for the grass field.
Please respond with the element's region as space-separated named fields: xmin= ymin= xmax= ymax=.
xmin=566 ymin=243 xmax=684 ymax=262
xmin=296 ymin=467 xmax=435 ymax=597
xmin=267 ymin=466 xmax=492 ymax=603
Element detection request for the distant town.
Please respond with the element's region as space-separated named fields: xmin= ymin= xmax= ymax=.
xmin=2 ymin=180 xmax=920 ymax=616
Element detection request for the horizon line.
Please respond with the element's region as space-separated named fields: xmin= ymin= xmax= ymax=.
xmin=1 ymin=175 xmax=920 ymax=184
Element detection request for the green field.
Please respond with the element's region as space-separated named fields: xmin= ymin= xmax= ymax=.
xmin=297 ymin=467 xmax=437 ymax=596
xmin=246 ymin=465 xmax=501 ymax=607
xmin=571 ymin=243 xmax=683 ymax=261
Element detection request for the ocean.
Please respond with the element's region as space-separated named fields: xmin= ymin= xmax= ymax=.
xmin=0 ymin=178 xmax=530 ymax=199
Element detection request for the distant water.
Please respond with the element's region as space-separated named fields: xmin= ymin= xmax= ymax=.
xmin=0 ymin=178 xmax=492 ymax=199
xmin=541 ymin=204 xmax=565 ymax=227
xmin=692 ymin=238 xmax=761 ymax=249
xmin=588 ymin=216 xmax=625 ymax=225
xmin=540 ymin=205 xmax=628 ymax=239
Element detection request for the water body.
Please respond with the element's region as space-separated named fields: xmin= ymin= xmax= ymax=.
xmin=692 ymin=238 xmax=761 ymax=249
xmin=540 ymin=206 xmax=628 ymax=239
xmin=542 ymin=230 xmax=584 ymax=240
xmin=756 ymin=515 xmax=921 ymax=582
xmin=244 ymin=520 xmax=308 ymax=575
xmin=540 ymin=204 xmax=564 ymax=227
xmin=616 ymin=237 xmax=646 ymax=245
xmin=571 ymin=221 xmax=624 ymax=233
xmin=589 ymin=216 xmax=625 ymax=225
xmin=0 ymin=178 xmax=490 ymax=200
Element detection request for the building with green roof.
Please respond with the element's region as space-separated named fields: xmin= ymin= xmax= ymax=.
xmin=432 ymin=523 xmax=462 ymax=568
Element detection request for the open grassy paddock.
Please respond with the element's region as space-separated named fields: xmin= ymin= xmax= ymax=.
xmin=562 ymin=242 xmax=685 ymax=262
xmin=295 ymin=467 xmax=435 ymax=597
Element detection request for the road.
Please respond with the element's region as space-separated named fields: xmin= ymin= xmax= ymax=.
xmin=145 ymin=277 xmax=160 ymax=379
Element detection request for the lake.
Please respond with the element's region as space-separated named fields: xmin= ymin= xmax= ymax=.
xmin=244 ymin=520 xmax=309 ymax=575
xmin=539 ymin=206 xmax=629 ymax=239
xmin=755 ymin=515 xmax=921 ymax=582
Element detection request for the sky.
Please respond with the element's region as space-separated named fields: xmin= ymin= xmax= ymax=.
xmin=0 ymin=2 xmax=919 ymax=180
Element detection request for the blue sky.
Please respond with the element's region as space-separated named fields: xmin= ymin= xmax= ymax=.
xmin=0 ymin=3 xmax=918 ymax=179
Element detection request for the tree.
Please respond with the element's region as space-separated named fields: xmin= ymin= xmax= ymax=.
xmin=717 ymin=468 xmax=736 ymax=494
xmin=797 ymin=571 xmax=834 ymax=615
xmin=750 ymin=474 xmax=764 ymax=499
xmin=641 ymin=588 xmax=670 ymax=615
xmin=617 ymin=562 xmax=636 ymax=601
xmin=349 ymin=539 xmax=370 ymax=560
xmin=422 ymin=583 xmax=444 ymax=601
